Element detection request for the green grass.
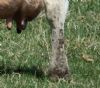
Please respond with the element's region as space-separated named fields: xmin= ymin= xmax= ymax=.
xmin=0 ymin=0 xmax=100 ymax=88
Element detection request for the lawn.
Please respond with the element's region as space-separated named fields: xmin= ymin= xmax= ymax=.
xmin=0 ymin=0 xmax=100 ymax=88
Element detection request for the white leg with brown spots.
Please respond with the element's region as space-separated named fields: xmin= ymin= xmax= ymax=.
xmin=44 ymin=0 xmax=69 ymax=79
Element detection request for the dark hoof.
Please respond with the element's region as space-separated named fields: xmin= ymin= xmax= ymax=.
xmin=48 ymin=67 xmax=70 ymax=81
xmin=7 ymin=28 xmax=11 ymax=30
xmin=21 ymin=24 xmax=27 ymax=30
xmin=17 ymin=29 xmax=22 ymax=34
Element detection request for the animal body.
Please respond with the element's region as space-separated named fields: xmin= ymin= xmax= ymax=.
xmin=0 ymin=0 xmax=69 ymax=79
xmin=0 ymin=0 xmax=44 ymax=33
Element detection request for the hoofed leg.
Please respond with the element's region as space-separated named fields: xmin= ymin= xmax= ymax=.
xmin=45 ymin=0 xmax=69 ymax=79
xmin=16 ymin=21 xmax=22 ymax=34
xmin=16 ymin=18 xmax=27 ymax=34
xmin=6 ymin=18 xmax=13 ymax=29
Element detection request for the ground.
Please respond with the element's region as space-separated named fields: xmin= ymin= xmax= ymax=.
xmin=0 ymin=0 xmax=100 ymax=88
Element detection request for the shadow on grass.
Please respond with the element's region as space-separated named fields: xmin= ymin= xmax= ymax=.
xmin=0 ymin=65 xmax=45 ymax=79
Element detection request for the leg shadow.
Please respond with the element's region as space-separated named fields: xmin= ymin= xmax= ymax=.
xmin=0 ymin=65 xmax=45 ymax=79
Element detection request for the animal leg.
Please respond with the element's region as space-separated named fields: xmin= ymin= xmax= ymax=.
xmin=6 ymin=18 xmax=13 ymax=29
xmin=16 ymin=20 xmax=22 ymax=34
xmin=45 ymin=0 xmax=70 ymax=80
xmin=21 ymin=19 xmax=27 ymax=30
xmin=16 ymin=18 xmax=27 ymax=33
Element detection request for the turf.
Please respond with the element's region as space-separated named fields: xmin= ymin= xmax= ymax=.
xmin=0 ymin=0 xmax=100 ymax=88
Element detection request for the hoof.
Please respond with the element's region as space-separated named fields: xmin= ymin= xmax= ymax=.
xmin=7 ymin=27 xmax=11 ymax=30
xmin=17 ymin=29 xmax=22 ymax=34
xmin=48 ymin=67 xmax=70 ymax=81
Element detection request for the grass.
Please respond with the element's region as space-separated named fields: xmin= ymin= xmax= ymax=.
xmin=0 ymin=0 xmax=100 ymax=88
